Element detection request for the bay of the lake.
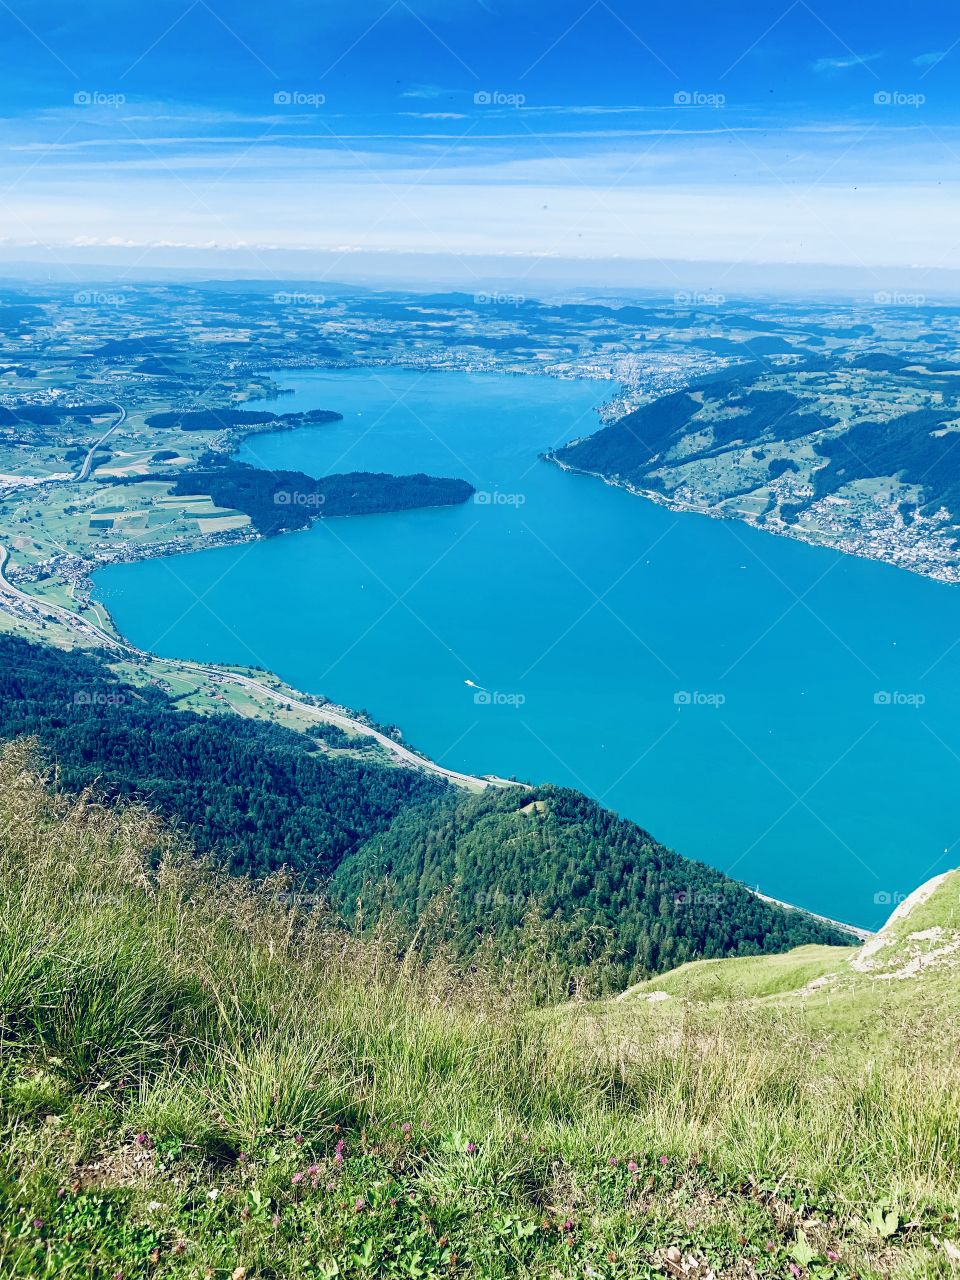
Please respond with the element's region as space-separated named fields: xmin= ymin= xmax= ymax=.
xmin=94 ymin=369 xmax=960 ymax=928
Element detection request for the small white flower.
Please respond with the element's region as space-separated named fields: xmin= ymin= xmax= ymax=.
xmin=147 ymin=1200 xmax=161 ymax=1212
xmin=207 ymin=1189 xmax=219 ymax=1201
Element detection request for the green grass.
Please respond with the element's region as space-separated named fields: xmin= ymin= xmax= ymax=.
xmin=882 ymin=873 xmax=960 ymax=939
xmin=0 ymin=740 xmax=958 ymax=1278
xmin=620 ymin=944 xmax=852 ymax=1003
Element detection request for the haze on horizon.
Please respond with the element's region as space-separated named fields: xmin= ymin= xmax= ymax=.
xmin=0 ymin=0 xmax=957 ymax=293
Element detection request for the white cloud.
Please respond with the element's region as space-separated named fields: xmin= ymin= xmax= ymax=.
xmin=812 ymin=53 xmax=881 ymax=73
xmin=5 ymin=173 xmax=960 ymax=271
xmin=913 ymin=51 xmax=947 ymax=68
xmin=2 ymin=87 xmax=959 ymax=272
xmin=400 ymin=84 xmax=460 ymax=99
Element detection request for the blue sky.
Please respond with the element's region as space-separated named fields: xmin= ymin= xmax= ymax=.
xmin=0 ymin=0 xmax=957 ymax=283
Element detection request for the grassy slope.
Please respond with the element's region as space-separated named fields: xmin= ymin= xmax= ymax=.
xmin=1 ymin=747 xmax=958 ymax=1279
xmin=615 ymin=870 xmax=960 ymax=1021
xmin=617 ymin=944 xmax=853 ymax=1003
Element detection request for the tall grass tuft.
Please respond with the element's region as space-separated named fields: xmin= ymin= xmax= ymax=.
xmin=0 ymin=739 xmax=957 ymax=1278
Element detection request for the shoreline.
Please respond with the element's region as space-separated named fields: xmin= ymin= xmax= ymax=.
xmin=0 ymin=379 xmax=888 ymax=940
xmin=0 ymin=541 xmax=875 ymax=941
xmin=545 ymin=455 xmax=960 ymax=588
xmin=0 ymin=544 xmax=512 ymax=792
xmin=750 ymin=889 xmax=872 ymax=942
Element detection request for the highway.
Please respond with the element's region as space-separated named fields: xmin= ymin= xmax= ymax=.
xmin=76 ymin=402 xmax=126 ymax=480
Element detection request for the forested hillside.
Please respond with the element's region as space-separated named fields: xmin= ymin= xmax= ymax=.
xmin=0 ymin=636 xmax=442 ymax=878
xmin=0 ymin=635 xmax=850 ymax=988
xmin=550 ymin=357 xmax=960 ymax=537
xmin=334 ymin=786 xmax=851 ymax=989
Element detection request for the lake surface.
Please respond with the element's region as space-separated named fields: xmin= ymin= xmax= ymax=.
xmin=95 ymin=368 xmax=960 ymax=928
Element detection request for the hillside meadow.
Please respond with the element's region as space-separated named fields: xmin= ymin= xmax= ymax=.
xmin=0 ymin=741 xmax=957 ymax=1278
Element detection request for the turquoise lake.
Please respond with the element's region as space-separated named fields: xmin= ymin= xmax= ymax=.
xmin=94 ymin=369 xmax=960 ymax=928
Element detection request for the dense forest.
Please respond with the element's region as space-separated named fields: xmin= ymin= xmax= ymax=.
xmin=0 ymin=636 xmax=441 ymax=879
xmin=145 ymin=406 xmax=342 ymax=431
xmin=0 ymin=402 xmax=119 ymax=426
xmin=0 ymin=636 xmax=851 ymax=989
xmin=551 ymin=372 xmax=837 ymax=485
xmin=332 ymin=786 xmax=850 ymax=989
xmin=553 ymin=389 xmax=701 ymax=478
xmin=171 ymin=461 xmax=475 ymax=534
